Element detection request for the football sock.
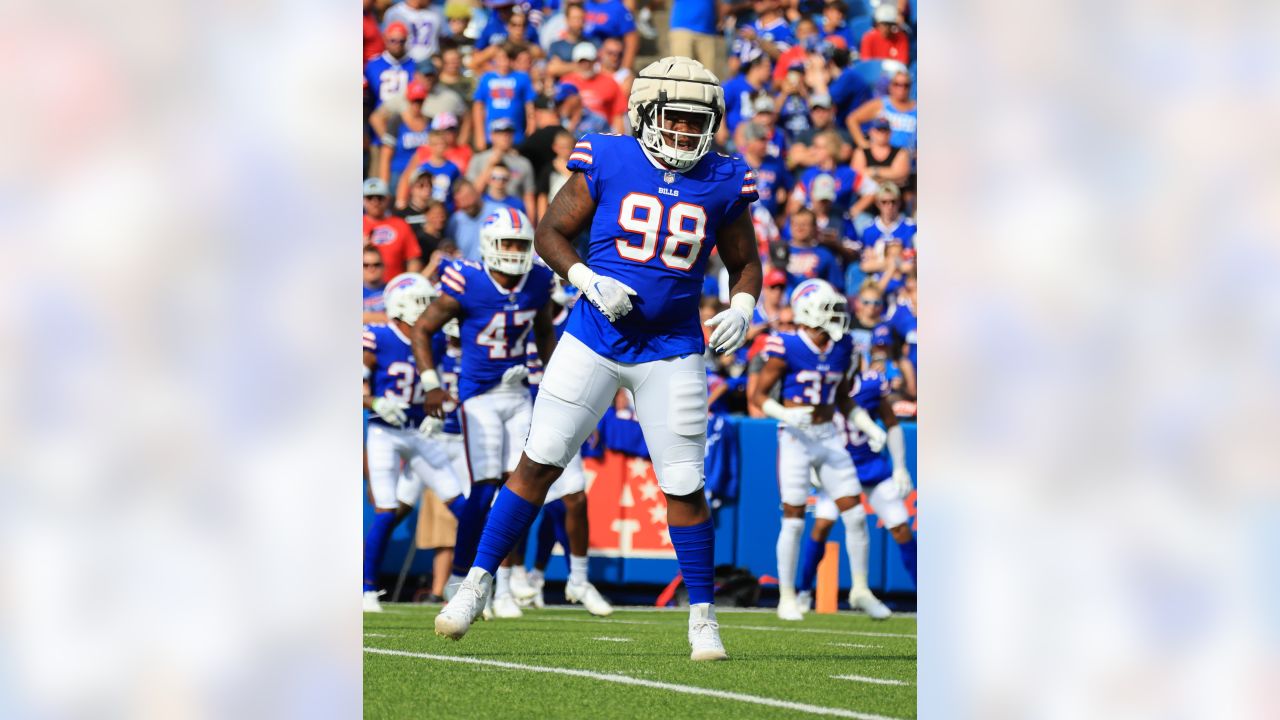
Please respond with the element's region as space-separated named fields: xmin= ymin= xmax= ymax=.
xmin=451 ymin=482 xmax=499 ymax=575
xmin=669 ymin=519 xmax=716 ymax=605
xmin=898 ymin=536 xmax=918 ymax=585
xmin=446 ymin=495 xmax=466 ymax=520
xmin=534 ymin=499 xmax=568 ymax=571
xmin=363 ymin=510 xmax=397 ymax=593
xmin=511 ymin=563 xmax=528 ymax=585
xmin=550 ymin=503 xmax=572 ymax=572
xmin=473 ymin=487 xmax=540 ymax=575
xmin=796 ymin=533 xmax=827 ymax=593
xmin=495 ymin=566 xmax=512 ymax=597
xmin=775 ymin=517 xmax=805 ymax=595
xmin=841 ymin=505 xmax=870 ymax=592
xmin=569 ymin=554 xmax=589 ymax=586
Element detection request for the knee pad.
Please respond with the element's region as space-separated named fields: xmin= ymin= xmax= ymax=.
xmin=657 ymin=451 xmax=705 ymax=497
xmin=523 ymin=424 xmax=573 ymax=468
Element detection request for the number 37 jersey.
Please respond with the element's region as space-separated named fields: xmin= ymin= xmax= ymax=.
xmin=565 ymin=133 xmax=759 ymax=363
xmin=763 ymin=330 xmax=854 ymax=406
xmin=439 ymin=258 xmax=554 ymax=402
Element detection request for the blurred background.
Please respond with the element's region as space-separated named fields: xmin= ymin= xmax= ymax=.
xmin=2 ymin=0 xmax=1278 ymax=718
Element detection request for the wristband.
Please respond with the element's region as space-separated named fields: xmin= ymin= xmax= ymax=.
xmin=419 ymin=368 xmax=441 ymax=393
xmin=761 ymin=398 xmax=789 ymax=422
xmin=730 ymin=292 xmax=756 ymax=316
xmin=566 ymin=263 xmax=594 ymax=291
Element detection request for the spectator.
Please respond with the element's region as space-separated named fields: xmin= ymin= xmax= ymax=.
xmin=476 ymin=0 xmax=540 ymax=55
xmin=546 ymin=3 xmax=589 ymax=79
xmin=860 ymin=3 xmax=911 ymax=63
xmin=556 ymin=79 xmax=611 ymax=137
xmin=481 ymin=162 xmax=527 ymax=213
xmin=742 ymin=266 xmax=790 ymax=352
xmin=772 ymin=58 xmax=814 ymax=141
xmin=789 ymin=131 xmax=859 ymax=215
xmin=472 ymin=42 xmax=537 ymax=146
xmin=859 ymin=181 xmax=915 ymax=294
xmin=669 ymin=0 xmax=722 ymax=71
xmin=721 ymin=53 xmax=773 ymax=142
xmin=883 ymin=266 xmax=917 ymax=399
xmin=370 ymin=79 xmax=431 ymax=194
xmin=847 ymin=68 xmax=917 ymax=155
xmin=382 ymin=0 xmax=444 ymax=65
xmin=784 ymin=207 xmax=844 ymax=292
xmin=852 ymin=117 xmax=912 ymax=189
xmin=819 ymin=0 xmax=855 ymax=49
xmin=733 ymin=0 xmax=795 ymax=62
xmin=364 ymin=21 xmax=417 ymax=111
xmin=598 ymin=37 xmax=633 ymax=100
xmin=445 ymin=180 xmax=506 ymax=261
xmin=430 ymin=112 xmax=473 ymax=172
xmin=847 ymin=278 xmax=888 ymax=366
xmin=562 ymin=43 xmax=626 ymax=132
xmin=789 ymin=92 xmax=853 ymax=167
xmin=740 ymin=94 xmax=788 ymax=160
xmin=363 ymin=245 xmax=388 ymax=324
xmin=437 ymin=44 xmax=475 ymax=109
xmin=535 ymin=128 xmax=576 ymax=219
xmin=363 ymin=177 xmax=423 ymax=281
xmin=395 ymin=172 xmax=448 ymax=257
xmin=417 ymin=61 xmax=469 ymax=135
xmin=740 ymin=123 xmax=791 ymax=217
xmin=826 ymin=46 xmax=873 ymax=126
xmin=363 ymin=0 xmax=385 ymax=62
xmin=771 ymin=17 xmax=820 ymax=86
xmin=583 ymin=0 xmax=638 ymax=72
xmin=466 ymin=120 xmax=537 ymax=220
xmin=423 ymin=236 xmax=462 ymax=280
xmin=396 ymin=124 xmax=463 ymax=209
xmin=808 ymin=174 xmax=860 ymax=260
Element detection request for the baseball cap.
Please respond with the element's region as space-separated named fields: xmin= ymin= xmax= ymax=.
xmin=811 ymin=175 xmax=837 ymax=202
xmin=489 ymin=117 xmax=516 ymax=132
xmin=572 ymin=42 xmax=598 ymax=62
xmin=405 ymin=80 xmax=427 ymax=101
xmin=384 ymin=21 xmax=409 ymax=38
xmin=430 ymin=112 xmax=459 ymax=131
xmin=876 ymin=181 xmax=901 ymax=199
xmin=753 ymin=95 xmax=776 ymax=115
xmin=809 ymin=92 xmax=832 ymax=108
xmin=743 ymin=122 xmax=770 ymax=142
xmin=554 ymin=82 xmax=580 ymax=105
xmin=363 ymin=177 xmax=389 ymax=197
xmin=869 ymin=117 xmax=891 ymax=131
xmin=764 ymin=268 xmax=787 ymax=287
xmin=874 ymin=4 xmax=899 ymax=24
xmin=444 ymin=0 xmax=472 ymax=20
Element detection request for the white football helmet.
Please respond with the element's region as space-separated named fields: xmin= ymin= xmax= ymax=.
xmin=384 ymin=272 xmax=437 ymax=325
xmin=627 ymin=56 xmax=725 ymax=171
xmin=791 ymin=279 xmax=849 ymax=341
xmin=480 ymin=207 xmax=535 ymax=276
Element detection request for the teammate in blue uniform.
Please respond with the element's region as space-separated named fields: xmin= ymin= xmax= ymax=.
xmin=795 ymin=349 xmax=917 ymax=612
xmin=363 ymin=273 xmax=467 ymax=613
xmin=434 ymin=57 xmax=762 ymax=661
xmin=749 ymin=279 xmax=868 ymax=621
xmin=884 ymin=268 xmax=917 ymax=398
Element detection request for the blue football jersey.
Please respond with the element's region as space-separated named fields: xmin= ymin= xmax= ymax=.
xmin=437 ymin=341 xmax=463 ymax=435
xmin=439 ymin=258 xmax=555 ymax=401
xmin=564 ymin=133 xmax=759 ymax=362
xmin=885 ymin=299 xmax=917 ymax=371
xmin=845 ymin=370 xmax=893 ymax=484
xmin=762 ymin=330 xmax=854 ymax=406
xmin=363 ymin=322 xmax=427 ymax=428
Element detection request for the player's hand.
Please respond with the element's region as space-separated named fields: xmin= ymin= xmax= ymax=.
xmin=419 ymin=415 xmax=443 ymax=438
xmin=500 ymin=364 xmax=529 ymax=388
xmin=371 ymin=396 xmax=409 ymax=426
xmin=779 ymin=405 xmax=814 ymax=428
xmin=863 ymin=422 xmax=887 ymax=453
xmin=893 ymin=466 xmax=914 ymax=499
xmin=569 ymin=264 xmax=636 ymax=322
xmin=423 ymin=387 xmax=448 ymax=419
xmin=704 ymin=293 xmax=756 ymax=354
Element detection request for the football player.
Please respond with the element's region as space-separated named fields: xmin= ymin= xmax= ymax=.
xmin=410 ymin=208 xmax=560 ymax=619
xmin=432 ymin=56 xmax=763 ymax=661
xmin=749 ymin=279 xmax=868 ymax=621
xmin=363 ymin=273 xmax=467 ymax=612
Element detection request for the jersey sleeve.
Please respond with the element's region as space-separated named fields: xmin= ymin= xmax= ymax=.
xmin=363 ymin=324 xmax=379 ymax=352
xmin=854 ymin=371 xmax=886 ymax=410
xmin=723 ymin=158 xmax=759 ymax=224
xmin=761 ymin=331 xmax=786 ymax=360
xmin=566 ymin=134 xmax=603 ymax=200
xmin=439 ymin=260 xmax=468 ymax=302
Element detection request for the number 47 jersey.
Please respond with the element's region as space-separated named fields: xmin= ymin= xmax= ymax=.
xmin=565 ymin=133 xmax=759 ymax=363
xmin=439 ymin=258 xmax=554 ymax=402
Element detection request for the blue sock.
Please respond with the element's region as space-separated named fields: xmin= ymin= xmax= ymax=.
xmin=898 ymin=536 xmax=917 ymax=586
xmin=550 ymin=502 xmax=572 ymax=573
xmin=363 ymin=511 xmax=397 ymax=592
xmin=669 ymin=519 xmax=716 ymax=605
xmin=446 ymin=495 xmax=466 ymax=520
xmin=473 ymin=487 xmax=541 ymax=575
xmin=534 ymin=500 xmax=566 ymax=569
xmin=451 ymin=482 xmax=498 ymax=575
xmin=796 ymin=534 xmax=827 ymax=592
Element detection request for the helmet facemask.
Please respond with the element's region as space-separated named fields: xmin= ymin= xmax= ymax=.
xmin=792 ymin=280 xmax=849 ymax=342
xmin=384 ymin=274 xmax=436 ymax=325
xmin=639 ymin=100 xmax=718 ymax=171
xmin=481 ymin=235 xmax=534 ymax=276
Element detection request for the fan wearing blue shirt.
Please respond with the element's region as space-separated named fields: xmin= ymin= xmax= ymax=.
xmin=583 ymin=0 xmax=638 ymax=70
xmin=473 ymin=44 xmax=536 ymax=145
xmin=784 ymin=209 xmax=845 ymax=293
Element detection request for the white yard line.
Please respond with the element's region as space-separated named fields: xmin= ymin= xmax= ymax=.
xmin=732 ymin=625 xmax=916 ymax=639
xmin=827 ymin=642 xmax=882 ymax=649
xmin=592 ymin=636 xmax=633 ymax=642
xmin=831 ymin=675 xmax=912 ymax=687
xmin=365 ymin=647 xmax=907 ymax=720
xmin=364 ymin=633 xmax=391 ymax=638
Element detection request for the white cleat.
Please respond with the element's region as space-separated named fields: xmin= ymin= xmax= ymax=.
xmin=434 ymin=571 xmax=493 ymax=640
xmin=492 ymin=592 xmax=524 ymax=619
xmin=442 ymin=573 xmax=465 ymax=602
xmin=510 ymin=567 xmax=536 ymax=600
xmin=481 ymin=582 xmax=495 ymax=621
xmin=565 ymin=580 xmax=614 ymax=616
xmin=688 ymin=603 xmax=728 ymax=661
xmin=363 ymin=590 xmax=384 ymax=613
xmin=776 ymin=595 xmax=803 ymax=621
xmin=796 ymin=590 xmax=813 ymax=615
xmin=849 ymin=589 xmax=893 ymax=620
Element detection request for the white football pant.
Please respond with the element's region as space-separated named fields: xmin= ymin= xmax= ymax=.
xmin=366 ymin=423 xmax=465 ymax=510
xmin=460 ymin=384 xmax=533 ymax=481
xmin=777 ymin=422 xmax=861 ymax=507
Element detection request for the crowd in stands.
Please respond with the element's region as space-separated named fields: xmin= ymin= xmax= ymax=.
xmin=364 ymin=0 xmax=918 ymax=421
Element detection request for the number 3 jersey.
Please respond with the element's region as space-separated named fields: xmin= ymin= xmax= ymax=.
xmin=762 ymin=330 xmax=855 ymax=406
xmin=565 ymin=133 xmax=759 ymax=363
xmin=439 ymin=258 xmax=554 ymax=402
xmin=364 ymin=322 xmax=440 ymax=429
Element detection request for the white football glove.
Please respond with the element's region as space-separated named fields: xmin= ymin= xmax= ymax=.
xmin=849 ymin=407 xmax=887 ymax=452
xmin=568 ymin=263 xmax=636 ymax=323
xmin=371 ymin=396 xmax=409 ymax=426
xmin=892 ymin=466 xmax=914 ymax=499
xmin=704 ymin=293 xmax=756 ymax=354
xmin=761 ymin=398 xmax=814 ymax=428
xmin=419 ymin=415 xmax=443 ymax=438
xmin=500 ymin=364 xmax=529 ymax=388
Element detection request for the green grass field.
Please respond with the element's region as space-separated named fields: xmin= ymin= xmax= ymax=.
xmin=364 ymin=604 xmax=916 ymax=719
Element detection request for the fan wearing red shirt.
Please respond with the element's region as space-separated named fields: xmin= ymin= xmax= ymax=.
xmin=561 ymin=42 xmax=626 ymax=132
xmin=363 ymin=0 xmax=385 ymax=62
xmin=362 ymin=177 xmax=422 ymax=282
xmin=860 ymin=4 xmax=911 ymax=62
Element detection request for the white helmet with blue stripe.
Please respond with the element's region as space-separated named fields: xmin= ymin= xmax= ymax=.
xmin=480 ymin=207 xmax=535 ymax=276
xmin=383 ymin=272 xmax=437 ymax=325
xmin=791 ymin=279 xmax=848 ymax=341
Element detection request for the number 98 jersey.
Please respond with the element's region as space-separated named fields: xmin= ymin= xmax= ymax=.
xmin=565 ymin=133 xmax=758 ymax=363
xmin=439 ymin=258 xmax=554 ymax=402
xmin=762 ymin=330 xmax=854 ymax=406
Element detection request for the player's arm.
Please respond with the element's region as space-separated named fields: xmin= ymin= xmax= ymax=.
xmin=878 ymin=384 xmax=912 ymax=496
xmin=704 ymin=205 xmax=764 ymax=354
xmin=834 ymin=370 xmax=856 ymax=419
xmin=532 ymin=300 xmax=558 ymax=366
xmin=362 ymin=350 xmax=379 ymax=411
xmin=411 ymin=293 xmax=462 ymax=418
xmin=752 ymin=355 xmax=813 ymax=426
xmin=900 ymin=350 xmax=917 ymax=399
